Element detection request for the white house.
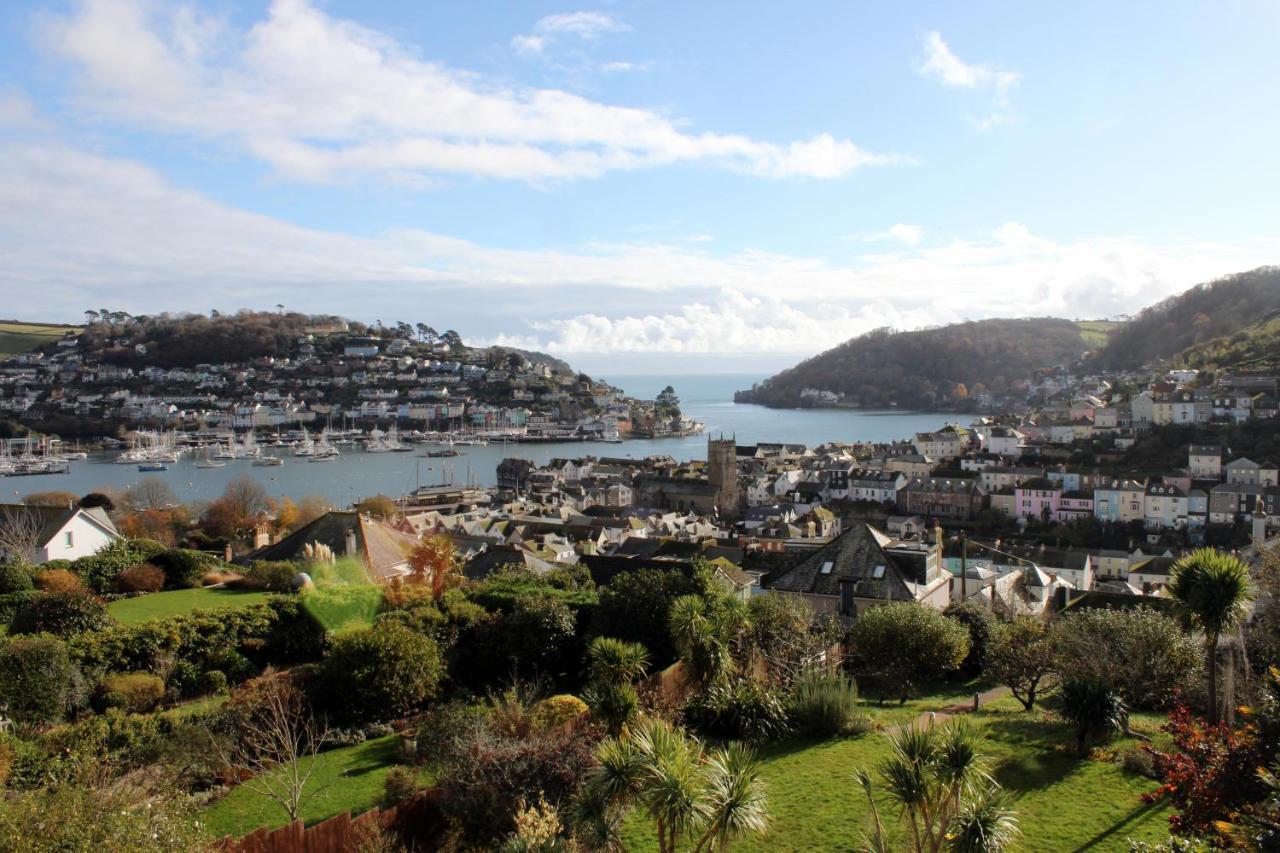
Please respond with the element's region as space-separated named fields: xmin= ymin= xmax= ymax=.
xmin=0 ymin=504 xmax=122 ymax=564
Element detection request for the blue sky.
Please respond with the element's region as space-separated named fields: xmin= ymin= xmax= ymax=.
xmin=1 ymin=0 xmax=1278 ymax=374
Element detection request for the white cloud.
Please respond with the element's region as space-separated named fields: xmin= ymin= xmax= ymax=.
xmin=599 ymin=60 xmax=651 ymax=74
xmin=851 ymin=223 xmax=923 ymax=245
xmin=41 ymin=0 xmax=877 ymax=183
xmin=2 ymin=140 xmax=1273 ymax=358
xmin=917 ymin=31 xmax=1019 ymax=128
xmin=0 ymin=88 xmax=46 ymax=129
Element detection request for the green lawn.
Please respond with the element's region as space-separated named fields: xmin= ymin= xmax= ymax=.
xmin=202 ymin=735 xmax=404 ymax=838
xmin=620 ymin=703 xmax=1172 ymax=852
xmin=1075 ymin=319 xmax=1120 ymax=348
xmin=0 ymin=321 xmax=80 ymax=356
xmin=106 ymin=588 xmax=272 ymax=625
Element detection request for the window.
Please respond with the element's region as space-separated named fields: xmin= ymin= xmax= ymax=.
xmin=820 ymin=561 xmax=834 ymax=575
xmin=872 ymin=565 xmax=886 ymax=579
xmin=64 ymin=531 xmax=73 ymax=548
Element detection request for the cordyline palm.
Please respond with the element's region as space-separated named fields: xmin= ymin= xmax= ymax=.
xmin=855 ymin=718 xmax=1018 ymax=853
xmin=578 ymin=717 xmax=769 ymax=853
xmin=1167 ymin=548 xmax=1255 ymax=724
xmin=589 ymin=637 xmax=651 ymax=686
xmin=670 ymin=595 xmax=746 ymax=688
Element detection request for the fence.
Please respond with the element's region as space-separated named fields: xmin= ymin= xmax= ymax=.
xmin=218 ymin=806 xmax=397 ymax=853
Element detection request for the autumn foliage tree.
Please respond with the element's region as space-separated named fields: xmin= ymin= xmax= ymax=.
xmin=407 ymin=534 xmax=463 ymax=601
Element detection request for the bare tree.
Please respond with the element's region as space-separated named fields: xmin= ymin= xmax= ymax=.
xmin=0 ymin=505 xmax=44 ymax=564
xmin=125 ymin=476 xmax=177 ymax=511
xmin=214 ymin=678 xmax=330 ymax=822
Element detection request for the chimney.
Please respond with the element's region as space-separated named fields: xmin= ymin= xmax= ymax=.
xmin=223 ymin=543 xmax=233 ymax=562
xmin=253 ymin=522 xmax=271 ymax=550
xmin=934 ymin=522 xmax=943 ymax=551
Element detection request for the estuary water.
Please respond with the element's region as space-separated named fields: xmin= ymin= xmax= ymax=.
xmin=5 ymin=374 xmax=955 ymax=505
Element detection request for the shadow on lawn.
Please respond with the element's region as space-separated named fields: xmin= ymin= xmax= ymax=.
xmin=1066 ymin=800 xmax=1164 ymax=853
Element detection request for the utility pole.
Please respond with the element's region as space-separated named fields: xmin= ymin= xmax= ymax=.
xmin=959 ymin=530 xmax=967 ymax=604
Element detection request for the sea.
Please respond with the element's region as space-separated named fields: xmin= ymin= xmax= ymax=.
xmin=6 ymin=374 xmax=955 ymax=506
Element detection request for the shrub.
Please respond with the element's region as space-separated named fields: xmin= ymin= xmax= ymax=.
xmin=167 ymin=660 xmax=201 ymax=699
xmin=200 ymin=669 xmax=228 ymax=695
xmin=315 ymin=622 xmax=444 ymax=724
xmin=0 ymin=590 xmax=39 ymax=627
xmin=34 ymin=568 xmax=83 ymax=593
xmin=0 ymin=635 xmax=78 ymax=725
xmin=71 ymin=541 xmax=158 ymax=594
xmin=383 ymin=766 xmax=431 ymax=807
xmin=581 ymin=680 xmax=639 ymax=737
xmin=96 ymin=673 xmax=165 ymax=713
xmin=529 ymin=695 xmax=589 ymax=730
xmin=206 ymin=648 xmax=255 ymax=684
xmin=1119 ymin=746 xmax=1156 ymax=777
xmin=413 ymin=701 xmax=488 ymax=765
xmin=434 ymin=719 xmax=601 ymax=846
xmin=115 ymin=564 xmax=165 ymax=593
xmin=1052 ymin=607 xmax=1201 ymax=710
xmin=946 ymin=600 xmax=999 ymax=678
xmin=682 ymin=677 xmax=792 ymax=743
xmin=10 ymin=590 xmax=113 ymax=638
xmin=236 ymin=560 xmax=297 ymax=592
xmin=790 ymin=671 xmax=869 ymax=737
xmin=846 ymin=601 xmax=971 ymax=703
xmin=0 ymin=563 xmax=33 ymax=594
xmin=149 ymin=549 xmax=219 ymax=590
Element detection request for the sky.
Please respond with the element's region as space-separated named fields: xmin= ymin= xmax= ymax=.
xmin=1 ymin=1 xmax=1278 ymax=375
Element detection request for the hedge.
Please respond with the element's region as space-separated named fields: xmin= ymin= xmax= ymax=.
xmin=67 ymin=596 xmax=327 ymax=677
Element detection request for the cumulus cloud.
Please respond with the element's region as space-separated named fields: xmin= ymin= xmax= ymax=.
xmin=917 ymin=31 xmax=1019 ymax=128
xmin=39 ymin=0 xmax=891 ymax=183
xmin=3 ymin=139 xmax=1273 ymax=358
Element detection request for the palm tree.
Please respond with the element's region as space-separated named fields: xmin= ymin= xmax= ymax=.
xmin=578 ymin=718 xmax=769 ymax=853
xmin=1167 ymin=548 xmax=1255 ymax=723
xmin=855 ymin=718 xmax=1018 ymax=853
xmin=588 ymin=637 xmax=650 ymax=685
xmin=1058 ymin=678 xmax=1127 ymax=757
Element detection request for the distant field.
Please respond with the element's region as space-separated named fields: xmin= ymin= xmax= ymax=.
xmin=1075 ymin=320 xmax=1120 ymax=348
xmin=106 ymin=587 xmax=272 ymax=625
xmin=0 ymin=321 xmax=82 ymax=356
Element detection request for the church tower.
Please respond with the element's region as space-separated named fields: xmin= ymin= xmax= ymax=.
xmin=707 ymin=435 xmax=741 ymax=519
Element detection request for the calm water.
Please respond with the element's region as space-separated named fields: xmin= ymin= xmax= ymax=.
xmin=7 ymin=374 xmax=953 ymax=505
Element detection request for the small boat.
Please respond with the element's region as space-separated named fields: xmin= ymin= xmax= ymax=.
xmin=308 ymin=454 xmax=336 ymax=463
xmin=138 ymin=461 xmax=168 ymax=472
xmin=252 ymin=456 xmax=284 ymax=467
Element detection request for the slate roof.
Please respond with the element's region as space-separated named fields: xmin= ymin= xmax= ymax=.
xmin=247 ymin=510 xmax=418 ymax=582
xmin=766 ymin=523 xmax=928 ymax=601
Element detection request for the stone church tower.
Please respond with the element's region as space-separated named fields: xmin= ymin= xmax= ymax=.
xmin=707 ymin=435 xmax=741 ymax=519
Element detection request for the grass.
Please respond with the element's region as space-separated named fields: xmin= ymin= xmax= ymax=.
xmin=106 ymin=587 xmax=272 ymax=625
xmin=619 ymin=700 xmax=1172 ymax=852
xmin=1075 ymin=319 xmax=1120 ymax=348
xmin=0 ymin=321 xmax=80 ymax=356
xmin=202 ymin=735 xmax=405 ymax=838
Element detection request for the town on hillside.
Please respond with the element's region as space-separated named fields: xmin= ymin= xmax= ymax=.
xmin=0 ymin=312 xmax=702 ymax=474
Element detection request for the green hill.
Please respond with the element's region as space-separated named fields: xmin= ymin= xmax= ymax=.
xmin=0 ymin=321 xmax=81 ymax=356
xmin=735 ymin=318 xmax=1099 ymax=410
xmin=1175 ymin=310 xmax=1280 ymax=371
xmin=1090 ymin=266 xmax=1280 ymax=370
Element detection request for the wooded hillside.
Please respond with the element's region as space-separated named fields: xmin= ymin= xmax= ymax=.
xmin=1090 ymin=266 xmax=1280 ymax=370
xmin=735 ymin=318 xmax=1096 ymax=410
